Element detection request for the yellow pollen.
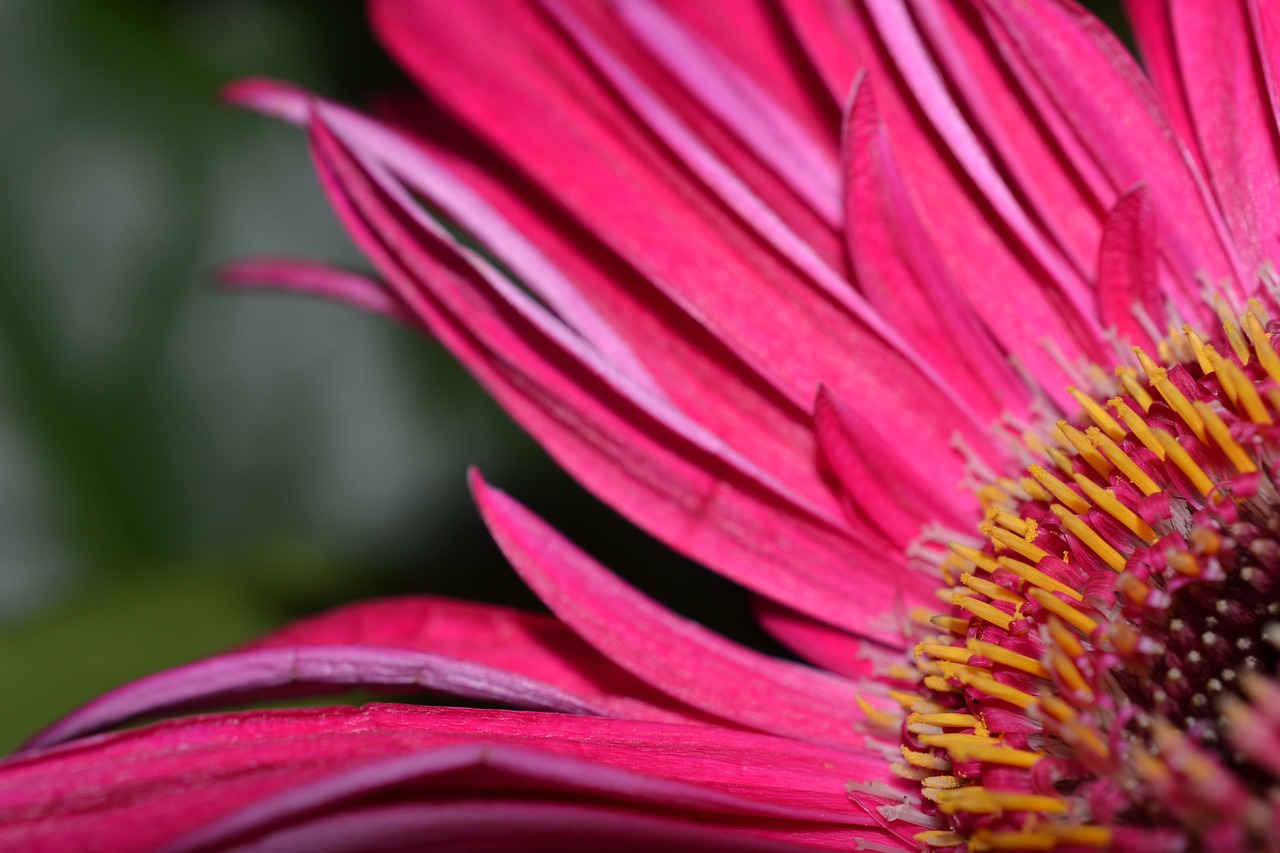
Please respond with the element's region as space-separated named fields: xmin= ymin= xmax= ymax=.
xmin=1056 ymin=420 xmax=1113 ymax=477
xmin=1107 ymin=397 xmax=1165 ymax=459
xmin=891 ymin=762 xmax=932 ymax=781
xmin=966 ymin=638 xmax=1051 ymax=677
xmin=984 ymin=524 xmax=1048 ymax=563
xmin=1116 ymin=366 xmax=1155 ymax=411
xmin=1070 ymin=475 xmax=1158 ymax=544
xmin=1244 ymin=311 xmax=1280 ymax=384
xmin=1192 ymin=399 xmax=1257 ymax=474
xmin=959 ymin=573 xmax=1023 ymax=604
xmin=1133 ymin=347 xmax=1208 ymax=441
xmin=901 ymin=745 xmax=950 ymax=770
xmin=986 ymin=507 xmax=1029 ymax=536
xmin=921 ymin=775 xmax=963 ymax=789
xmin=1084 ymin=427 xmax=1161 ymax=495
xmin=1027 ymin=587 xmax=1099 ymax=635
xmin=1152 ymin=429 xmax=1216 ymax=497
xmin=1028 ymin=464 xmax=1090 ymax=513
xmin=1049 ymin=504 xmax=1127 ymax=572
xmin=1067 ymin=386 xmax=1126 ymax=440
xmin=996 ymin=555 xmax=1084 ymax=601
xmin=923 ymin=675 xmax=959 ymax=693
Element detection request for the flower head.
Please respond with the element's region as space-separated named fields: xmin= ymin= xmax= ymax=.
xmin=5 ymin=1 xmax=1280 ymax=851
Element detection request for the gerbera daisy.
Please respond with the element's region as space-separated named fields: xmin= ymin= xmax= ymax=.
xmin=4 ymin=1 xmax=1280 ymax=850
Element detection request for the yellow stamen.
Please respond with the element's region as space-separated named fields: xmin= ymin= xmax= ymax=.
xmin=1193 ymin=399 xmax=1257 ymax=474
xmin=1183 ymin=325 xmax=1214 ymax=374
xmin=1049 ymin=504 xmax=1126 ymax=572
xmin=1116 ymin=366 xmax=1154 ymax=411
xmin=855 ymin=696 xmax=900 ymax=728
xmin=953 ymin=594 xmax=1014 ymax=630
xmin=1019 ymin=475 xmax=1050 ymax=502
xmin=931 ymin=787 xmax=1066 ymax=815
xmin=1028 ymin=464 xmax=1089 ymax=513
xmin=1224 ymin=318 xmax=1251 ymax=364
xmin=1056 ymin=420 xmax=1113 ymax=477
xmin=947 ymin=542 xmax=999 ymax=573
xmin=966 ymin=637 xmax=1051 ymax=677
xmin=1049 ymin=646 xmax=1094 ymax=699
xmin=921 ymin=775 xmax=963 ymax=789
xmin=959 ymin=573 xmax=1023 ymax=604
xmin=1028 ymin=587 xmax=1099 ymax=635
xmin=901 ymin=746 xmax=950 ymax=770
xmin=1244 ymin=312 xmax=1280 ymax=385
xmin=915 ymin=831 xmax=965 ymax=848
xmin=919 ymin=732 xmax=996 ymax=750
xmin=984 ymin=524 xmax=1049 ymax=563
xmin=953 ymin=671 xmax=1037 ymax=709
xmin=915 ymin=642 xmax=973 ymax=665
xmin=1068 ymin=386 xmax=1125 ymax=440
xmin=1133 ymin=347 xmax=1207 ymax=441
xmin=909 ymin=711 xmax=984 ymax=729
xmin=1207 ymin=346 xmax=1240 ymax=404
xmin=1085 ymin=427 xmax=1161 ymax=495
xmin=946 ymin=744 xmax=1044 ymax=769
xmin=929 ymin=615 xmax=970 ymax=635
xmin=1046 ymin=616 xmax=1086 ymax=659
xmin=995 ymin=555 xmax=1085 ymax=601
xmin=1107 ymin=397 xmax=1165 ymax=459
xmin=1071 ymin=474 xmax=1158 ymax=544
xmin=1046 ymin=445 xmax=1077 ymax=477
xmin=970 ymin=826 xmax=1111 ymax=852
xmin=1221 ymin=357 xmax=1273 ymax=424
xmin=1153 ymin=429 xmax=1216 ymax=497
xmin=986 ymin=508 xmax=1029 ymax=536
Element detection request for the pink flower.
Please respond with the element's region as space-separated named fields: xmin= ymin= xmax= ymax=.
xmin=6 ymin=1 xmax=1280 ymax=850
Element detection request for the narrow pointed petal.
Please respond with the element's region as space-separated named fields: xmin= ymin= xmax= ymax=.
xmin=1098 ymin=184 xmax=1161 ymax=351
xmin=473 ymin=473 xmax=890 ymax=746
xmin=842 ymin=73 xmax=1028 ymax=413
xmin=219 ymin=258 xmax=415 ymax=324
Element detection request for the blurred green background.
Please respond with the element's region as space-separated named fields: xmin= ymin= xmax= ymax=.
xmin=0 ymin=0 xmax=1130 ymax=751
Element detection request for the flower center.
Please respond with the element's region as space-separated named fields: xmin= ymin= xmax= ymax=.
xmin=894 ymin=305 xmax=1280 ymax=851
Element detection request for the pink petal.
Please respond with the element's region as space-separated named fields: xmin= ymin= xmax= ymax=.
xmin=1166 ymin=0 xmax=1280 ymax=271
xmin=474 ymin=472 xmax=899 ymax=746
xmin=752 ymin=597 xmax=881 ymax=682
xmin=813 ymin=385 xmax=971 ymax=550
xmin=1119 ymin=0 xmax=1201 ymax=163
xmin=219 ymin=258 xmax=416 ymax=324
xmin=841 ymin=72 xmax=1029 ymax=413
xmin=1097 ymin=184 xmax=1161 ymax=352
xmin=973 ymin=0 xmax=1246 ymax=313
xmin=303 ymin=108 xmax=930 ymax=635
xmin=0 ymin=704 xmax=889 ymax=852
xmin=367 ymin=1 xmax=1003 ymax=468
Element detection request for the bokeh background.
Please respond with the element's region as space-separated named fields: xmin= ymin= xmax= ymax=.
xmin=0 ymin=0 xmax=1129 ymax=750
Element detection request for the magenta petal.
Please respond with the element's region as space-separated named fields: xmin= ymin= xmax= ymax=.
xmin=161 ymin=745 xmax=850 ymax=853
xmin=190 ymin=801 xmax=846 ymax=853
xmin=1166 ymin=0 xmax=1280 ymax=270
xmin=473 ymin=473 xmax=895 ymax=746
xmin=23 ymin=645 xmax=611 ymax=751
xmin=1097 ymin=184 xmax=1161 ymax=352
xmin=0 ymin=704 xmax=889 ymax=852
xmin=219 ymin=258 xmax=416 ymax=324
xmin=813 ymin=385 xmax=970 ymax=553
xmin=752 ymin=597 xmax=879 ymax=682
xmin=304 ymin=110 xmax=926 ymax=636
